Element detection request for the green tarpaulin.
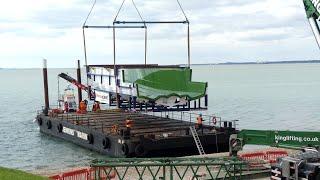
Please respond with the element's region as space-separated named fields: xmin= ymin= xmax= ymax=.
xmin=123 ymin=68 xmax=207 ymax=101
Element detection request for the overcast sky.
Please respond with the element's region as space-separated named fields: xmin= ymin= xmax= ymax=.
xmin=0 ymin=0 xmax=319 ymax=68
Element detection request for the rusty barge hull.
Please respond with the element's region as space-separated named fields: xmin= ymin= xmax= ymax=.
xmin=36 ymin=111 xmax=236 ymax=157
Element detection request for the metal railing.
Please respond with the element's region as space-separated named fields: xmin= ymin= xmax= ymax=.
xmin=91 ymin=157 xmax=245 ymax=180
xmin=142 ymin=111 xmax=239 ymax=129
xmin=37 ymin=106 xmax=239 ymax=134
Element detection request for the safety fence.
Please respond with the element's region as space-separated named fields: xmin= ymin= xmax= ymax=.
xmin=90 ymin=157 xmax=246 ymax=180
xmin=49 ymin=155 xmax=283 ymax=180
xmin=49 ymin=167 xmax=114 ymax=180
xmin=239 ymin=150 xmax=288 ymax=169
xmin=38 ymin=105 xmax=239 ymax=132
xmin=49 ymin=168 xmax=93 ymax=180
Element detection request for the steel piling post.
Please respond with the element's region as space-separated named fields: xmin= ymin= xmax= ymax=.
xmin=77 ymin=60 xmax=83 ymax=103
xmin=43 ymin=59 xmax=49 ymax=115
xmin=187 ymin=23 xmax=190 ymax=67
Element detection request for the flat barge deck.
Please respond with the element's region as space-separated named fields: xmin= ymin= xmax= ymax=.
xmin=36 ymin=110 xmax=236 ymax=157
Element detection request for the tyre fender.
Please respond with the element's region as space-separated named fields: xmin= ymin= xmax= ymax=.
xmin=57 ymin=123 xmax=63 ymax=133
xmin=46 ymin=120 xmax=52 ymax=129
xmin=37 ymin=118 xmax=43 ymax=126
xmin=102 ymin=137 xmax=111 ymax=149
xmin=121 ymin=143 xmax=129 ymax=156
xmin=87 ymin=133 xmax=94 ymax=144
xmin=135 ymin=144 xmax=147 ymax=157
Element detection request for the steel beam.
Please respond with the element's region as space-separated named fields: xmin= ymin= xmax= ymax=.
xmin=83 ymin=25 xmax=146 ymax=29
xmin=114 ymin=21 xmax=189 ymax=24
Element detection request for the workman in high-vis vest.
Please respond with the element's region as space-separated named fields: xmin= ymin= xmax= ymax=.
xmin=125 ymin=119 xmax=133 ymax=138
xmin=92 ymin=101 xmax=101 ymax=112
xmin=197 ymin=113 xmax=205 ymax=134
xmin=125 ymin=119 xmax=133 ymax=129
xmin=64 ymin=102 xmax=69 ymax=112
xmin=79 ymin=100 xmax=87 ymax=113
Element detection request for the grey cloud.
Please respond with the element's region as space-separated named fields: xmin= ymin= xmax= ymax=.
xmin=30 ymin=6 xmax=89 ymax=29
xmin=240 ymin=33 xmax=290 ymax=42
xmin=0 ymin=21 xmax=66 ymax=38
xmin=0 ymin=0 xmax=314 ymax=43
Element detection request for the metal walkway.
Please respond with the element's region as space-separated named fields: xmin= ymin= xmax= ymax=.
xmin=91 ymin=157 xmax=245 ymax=180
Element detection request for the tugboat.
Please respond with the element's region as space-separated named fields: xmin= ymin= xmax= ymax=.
xmin=35 ymin=1 xmax=237 ymax=157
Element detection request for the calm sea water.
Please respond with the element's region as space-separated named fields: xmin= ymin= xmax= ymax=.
xmin=0 ymin=63 xmax=319 ymax=173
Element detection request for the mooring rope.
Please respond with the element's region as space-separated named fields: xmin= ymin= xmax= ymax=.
xmin=112 ymin=0 xmax=147 ymax=66
xmin=113 ymin=0 xmax=126 ymax=22
xmin=113 ymin=0 xmax=145 ymax=23
xmin=131 ymin=0 xmax=145 ymax=22
xmin=82 ymin=0 xmax=97 ymax=91
xmin=176 ymin=0 xmax=189 ymax=22
xmin=130 ymin=0 xmax=147 ymax=65
xmin=83 ymin=0 xmax=97 ymax=26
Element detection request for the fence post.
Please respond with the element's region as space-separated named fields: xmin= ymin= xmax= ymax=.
xmin=239 ymin=162 xmax=243 ymax=179
xmin=92 ymin=167 xmax=96 ymax=180
xmin=170 ymin=164 xmax=173 ymax=180
xmin=162 ymin=165 xmax=166 ymax=180
xmin=98 ymin=167 xmax=101 ymax=179
xmin=86 ymin=168 xmax=90 ymax=180
xmin=233 ymin=164 xmax=236 ymax=180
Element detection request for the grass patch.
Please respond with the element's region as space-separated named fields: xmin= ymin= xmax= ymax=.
xmin=0 ymin=167 xmax=47 ymax=180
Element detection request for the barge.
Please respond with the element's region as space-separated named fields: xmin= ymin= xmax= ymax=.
xmin=36 ymin=1 xmax=238 ymax=158
xmin=36 ymin=109 xmax=236 ymax=157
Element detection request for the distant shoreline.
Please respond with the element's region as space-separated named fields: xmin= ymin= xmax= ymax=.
xmin=218 ymin=60 xmax=320 ymax=65
xmin=187 ymin=60 xmax=320 ymax=66
xmin=2 ymin=60 xmax=320 ymax=69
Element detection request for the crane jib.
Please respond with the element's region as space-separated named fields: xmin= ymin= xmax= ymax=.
xmin=304 ymin=0 xmax=320 ymax=18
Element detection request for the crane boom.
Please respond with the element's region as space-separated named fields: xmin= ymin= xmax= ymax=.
xmin=228 ymin=3 xmax=320 ymax=179
xmin=58 ymin=73 xmax=88 ymax=92
xmin=237 ymin=129 xmax=320 ymax=149
xmin=304 ymin=0 xmax=320 ymax=48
